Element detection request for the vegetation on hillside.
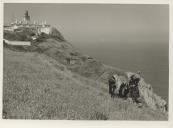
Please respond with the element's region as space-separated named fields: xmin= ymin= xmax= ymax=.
xmin=3 ymin=48 xmax=167 ymax=120
xmin=3 ymin=27 xmax=168 ymax=120
xmin=4 ymin=27 xmax=65 ymax=42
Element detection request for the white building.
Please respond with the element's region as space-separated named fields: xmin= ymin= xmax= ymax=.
xmin=4 ymin=10 xmax=51 ymax=35
xmin=37 ymin=24 xmax=51 ymax=35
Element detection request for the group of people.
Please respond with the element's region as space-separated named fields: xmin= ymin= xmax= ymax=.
xmin=108 ymin=71 xmax=141 ymax=103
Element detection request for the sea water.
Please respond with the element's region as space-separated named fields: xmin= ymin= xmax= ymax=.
xmin=74 ymin=42 xmax=169 ymax=102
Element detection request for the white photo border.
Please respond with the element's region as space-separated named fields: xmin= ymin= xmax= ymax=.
xmin=0 ymin=0 xmax=172 ymax=128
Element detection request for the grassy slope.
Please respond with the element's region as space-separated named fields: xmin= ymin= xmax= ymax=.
xmin=3 ymin=48 xmax=167 ymax=120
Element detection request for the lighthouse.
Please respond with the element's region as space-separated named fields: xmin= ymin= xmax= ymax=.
xmin=23 ymin=10 xmax=30 ymax=24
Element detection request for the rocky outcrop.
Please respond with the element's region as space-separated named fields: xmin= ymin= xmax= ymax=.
xmin=126 ymin=72 xmax=167 ymax=113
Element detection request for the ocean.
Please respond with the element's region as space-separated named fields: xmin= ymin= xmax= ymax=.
xmin=74 ymin=41 xmax=169 ymax=102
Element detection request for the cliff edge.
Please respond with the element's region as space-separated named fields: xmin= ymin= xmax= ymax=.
xmin=3 ymin=27 xmax=168 ymax=119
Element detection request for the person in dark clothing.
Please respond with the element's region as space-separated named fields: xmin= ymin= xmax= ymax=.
xmin=128 ymin=85 xmax=140 ymax=103
xmin=128 ymin=72 xmax=141 ymax=103
xmin=108 ymin=75 xmax=117 ymax=98
xmin=119 ymin=82 xmax=129 ymax=99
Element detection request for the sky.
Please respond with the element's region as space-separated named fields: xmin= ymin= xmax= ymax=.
xmin=4 ymin=3 xmax=169 ymax=45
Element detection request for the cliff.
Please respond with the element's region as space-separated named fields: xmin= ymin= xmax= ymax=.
xmin=3 ymin=27 xmax=168 ymax=120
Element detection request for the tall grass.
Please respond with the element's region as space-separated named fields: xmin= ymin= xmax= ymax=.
xmin=3 ymin=48 xmax=167 ymax=120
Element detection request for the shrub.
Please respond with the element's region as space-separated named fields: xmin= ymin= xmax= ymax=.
xmin=36 ymin=33 xmax=49 ymax=42
xmin=4 ymin=31 xmax=31 ymax=41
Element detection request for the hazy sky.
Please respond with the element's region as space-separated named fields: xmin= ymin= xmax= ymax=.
xmin=4 ymin=3 xmax=169 ymax=45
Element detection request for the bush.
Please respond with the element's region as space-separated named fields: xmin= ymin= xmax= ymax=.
xmin=4 ymin=31 xmax=31 ymax=41
xmin=36 ymin=33 xmax=49 ymax=42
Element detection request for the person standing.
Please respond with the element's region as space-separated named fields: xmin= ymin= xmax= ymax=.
xmin=128 ymin=71 xmax=141 ymax=103
xmin=108 ymin=74 xmax=117 ymax=98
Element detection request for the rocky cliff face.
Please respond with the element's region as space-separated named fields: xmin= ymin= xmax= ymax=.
xmin=126 ymin=72 xmax=167 ymax=113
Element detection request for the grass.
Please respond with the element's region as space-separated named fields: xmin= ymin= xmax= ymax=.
xmin=3 ymin=48 xmax=168 ymax=120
